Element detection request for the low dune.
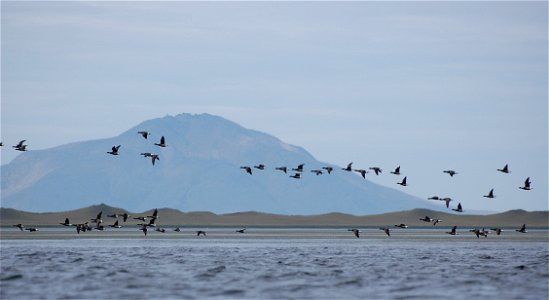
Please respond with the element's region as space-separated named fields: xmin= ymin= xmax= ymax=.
xmin=1 ymin=203 xmax=548 ymax=228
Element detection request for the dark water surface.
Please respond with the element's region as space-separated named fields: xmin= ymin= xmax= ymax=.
xmin=1 ymin=229 xmax=548 ymax=299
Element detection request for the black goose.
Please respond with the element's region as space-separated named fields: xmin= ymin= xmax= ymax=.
xmin=138 ymin=131 xmax=150 ymax=139
xmin=240 ymin=166 xmax=252 ymax=175
xmin=155 ymin=136 xmax=167 ymax=147
xmin=107 ymin=145 xmax=120 ymax=155
xmin=342 ymin=162 xmax=353 ymax=172
xmin=397 ymin=176 xmax=407 ymax=186
xmin=60 ymin=218 xmax=72 ymax=227
xmin=369 ymin=167 xmax=382 ymax=175
xmin=483 ymin=189 xmax=495 ymax=199
xmin=497 ymin=164 xmax=510 ymax=174
xmin=446 ymin=226 xmax=457 ymax=235
xmin=390 ymin=166 xmax=401 ymax=175
xmin=519 ymin=177 xmax=532 ymax=190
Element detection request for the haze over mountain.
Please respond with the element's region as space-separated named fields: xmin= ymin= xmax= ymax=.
xmin=1 ymin=113 xmax=442 ymax=214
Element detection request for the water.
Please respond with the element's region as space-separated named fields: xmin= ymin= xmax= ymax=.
xmin=1 ymin=228 xmax=548 ymax=299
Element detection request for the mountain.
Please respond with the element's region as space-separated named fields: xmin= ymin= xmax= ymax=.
xmin=1 ymin=113 xmax=442 ymax=214
xmin=2 ymin=204 xmax=547 ymax=227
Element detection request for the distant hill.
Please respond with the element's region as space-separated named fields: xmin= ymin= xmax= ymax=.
xmin=1 ymin=204 xmax=547 ymax=227
xmin=1 ymin=113 xmax=442 ymax=214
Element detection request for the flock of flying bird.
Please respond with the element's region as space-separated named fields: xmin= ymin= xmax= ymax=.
xmin=3 ymin=133 xmax=536 ymax=238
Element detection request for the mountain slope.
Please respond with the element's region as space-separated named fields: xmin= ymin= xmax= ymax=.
xmin=1 ymin=113 xmax=441 ymax=214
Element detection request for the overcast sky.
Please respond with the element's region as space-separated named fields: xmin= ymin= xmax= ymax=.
xmin=1 ymin=1 xmax=547 ymax=212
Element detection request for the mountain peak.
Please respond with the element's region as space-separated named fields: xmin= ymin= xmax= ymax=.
xmin=1 ymin=113 xmax=440 ymax=214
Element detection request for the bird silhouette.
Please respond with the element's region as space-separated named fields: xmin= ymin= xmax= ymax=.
xmin=147 ymin=209 xmax=159 ymax=219
xmin=60 ymin=218 xmax=72 ymax=227
xmin=390 ymin=166 xmax=401 ymax=175
xmin=13 ymin=224 xmax=24 ymax=231
xmin=25 ymin=228 xmax=38 ymax=232
xmin=174 ymin=227 xmax=182 ymax=232
xmin=155 ymin=136 xmax=167 ymax=147
xmin=420 ymin=216 xmax=433 ymax=222
xmin=254 ymin=164 xmax=265 ymax=170
xmin=140 ymin=152 xmax=153 ymax=157
xmin=155 ymin=228 xmax=166 ymax=233
xmin=519 ymin=177 xmax=532 ymax=190
xmin=342 ymin=162 xmax=353 ymax=172
xmin=397 ymin=177 xmax=407 ymax=186
xmin=122 ymin=213 xmax=130 ymax=222
xmin=236 ymin=228 xmax=246 ymax=233
xmin=292 ymin=164 xmax=305 ymax=173
xmin=107 ymin=145 xmax=120 ymax=155
xmin=452 ymin=203 xmax=463 ymax=213
xmin=311 ymin=170 xmax=323 ymax=176
xmin=322 ymin=166 xmax=334 ymax=174
xmin=196 ymin=230 xmax=206 ymax=236
xmin=133 ymin=216 xmax=147 ymax=222
xmin=150 ymin=154 xmax=160 ymax=166
xmin=108 ymin=221 xmax=122 ymax=228
xmin=490 ymin=228 xmax=504 ymax=235
xmin=240 ymin=166 xmax=252 ymax=175
xmin=290 ymin=173 xmax=301 ymax=179
xmin=394 ymin=224 xmax=408 ymax=229
xmin=138 ymin=131 xmax=150 ymax=139
xmin=441 ymin=197 xmax=452 ymax=208
xmin=369 ymin=167 xmax=382 ymax=175
xmin=432 ymin=219 xmax=442 ymax=226
xmin=348 ymin=228 xmax=360 ymax=238
xmin=443 ymin=170 xmax=458 ymax=177
xmin=12 ymin=140 xmax=27 ymax=151
xmin=141 ymin=225 xmax=148 ymax=236
xmin=379 ymin=228 xmax=391 ymax=237
xmin=483 ymin=189 xmax=495 ymax=199
xmin=516 ymin=224 xmax=527 ymax=233
xmin=497 ymin=164 xmax=510 ymax=174
xmin=428 ymin=196 xmax=440 ymax=201
xmin=276 ymin=166 xmax=288 ymax=173
xmin=91 ymin=211 xmax=103 ymax=223
xmin=354 ymin=169 xmax=368 ymax=178
xmin=446 ymin=226 xmax=457 ymax=235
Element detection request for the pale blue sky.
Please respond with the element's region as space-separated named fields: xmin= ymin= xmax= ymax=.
xmin=1 ymin=1 xmax=547 ymax=212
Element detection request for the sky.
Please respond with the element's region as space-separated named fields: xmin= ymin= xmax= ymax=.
xmin=1 ymin=1 xmax=547 ymax=212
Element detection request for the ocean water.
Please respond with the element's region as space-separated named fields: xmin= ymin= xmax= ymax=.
xmin=1 ymin=228 xmax=548 ymax=299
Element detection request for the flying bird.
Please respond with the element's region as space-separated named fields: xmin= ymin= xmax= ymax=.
xmin=420 ymin=216 xmax=433 ymax=222
xmin=443 ymin=170 xmax=458 ymax=177
xmin=91 ymin=211 xmax=103 ymax=223
xmin=240 ymin=166 xmax=252 ymax=175
xmin=322 ymin=166 xmax=334 ymax=174
xmin=483 ymin=189 xmax=495 ymax=199
xmin=107 ymin=214 xmax=120 ymax=219
xmin=147 ymin=209 xmax=159 ymax=219
xmin=311 ymin=169 xmax=323 ymax=176
xmin=122 ymin=213 xmax=130 ymax=222
xmin=516 ymin=224 xmax=527 ymax=233
xmin=519 ymin=177 xmax=532 ymax=190
xmin=290 ymin=173 xmax=301 ymax=179
xmin=348 ymin=228 xmax=360 ymax=238
xmin=432 ymin=219 xmax=442 ymax=226
xmin=236 ymin=228 xmax=246 ymax=233
xmin=441 ymin=197 xmax=452 ymax=208
xmin=140 ymin=152 xmax=153 ymax=157
xmin=141 ymin=225 xmax=148 ymax=236
xmin=138 ymin=131 xmax=150 ymax=139
xmin=60 ymin=218 xmax=72 ymax=227
xmin=108 ymin=221 xmax=122 ymax=228
xmin=107 ymin=145 xmax=120 ymax=155
xmin=13 ymin=140 xmax=27 ymax=151
xmin=390 ymin=166 xmax=401 ymax=175
xmin=133 ymin=216 xmax=147 ymax=222
xmin=379 ymin=228 xmax=391 ymax=237
xmin=174 ymin=227 xmax=182 ymax=232
xmin=428 ymin=196 xmax=440 ymax=201
xmin=446 ymin=226 xmax=457 ymax=235
xmin=397 ymin=177 xmax=407 ymax=186
xmin=254 ymin=164 xmax=265 ymax=170
xmin=497 ymin=164 xmax=510 ymax=174
xmin=155 ymin=136 xmax=167 ymax=147
xmin=369 ymin=167 xmax=382 ymax=175
xmin=196 ymin=230 xmax=207 ymax=236
xmin=150 ymin=154 xmax=160 ymax=166
xmin=13 ymin=224 xmax=24 ymax=231
xmin=155 ymin=228 xmax=166 ymax=233
xmin=470 ymin=228 xmax=488 ymax=238
xmin=354 ymin=169 xmax=368 ymax=178
xmin=25 ymin=228 xmax=38 ymax=232
xmin=276 ymin=166 xmax=288 ymax=173
xmin=342 ymin=162 xmax=353 ymax=172
xmin=292 ymin=164 xmax=305 ymax=173
xmin=394 ymin=224 xmax=408 ymax=229
xmin=452 ymin=203 xmax=463 ymax=213
xmin=490 ymin=228 xmax=504 ymax=235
